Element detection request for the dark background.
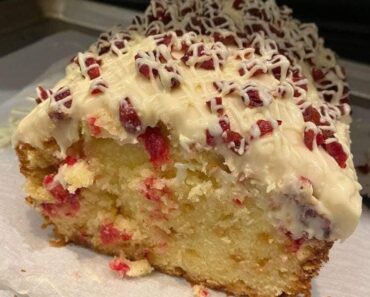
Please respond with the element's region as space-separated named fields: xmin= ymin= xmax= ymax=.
xmin=94 ymin=0 xmax=370 ymax=64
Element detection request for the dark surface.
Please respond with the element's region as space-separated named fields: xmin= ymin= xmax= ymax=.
xmin=0 ymin=18 xmax=98 ymax=58
xmin=94 ymin=0 xmax=370 ymax=64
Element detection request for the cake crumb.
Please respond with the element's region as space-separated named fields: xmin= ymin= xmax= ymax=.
xmin=193 ymin=285 xmax=210 ymax=297
xmin=109 ymin=256 xmax=153 ymax=278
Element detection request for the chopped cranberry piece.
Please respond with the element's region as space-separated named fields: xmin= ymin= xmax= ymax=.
xmin=304 ymin=129 xmax=315 ymax=151
xmin=213 ymin=32 xmax=237 ymax=46
xmin=87 ymin=67 xmax=100 ymax=80
xmin=35 ymin=86 xmax=50 ymax=104
xmin=272 ymin=67 xmax=281 ymax=80
xmin=41 ymin=193 xmax=80 ymax=218
xmin=321 ymin=128 xmax=334 ymax=140
xmin=219 ymin=116 xmax=230 ymax=132
xmin=54 ymin=88 xmax=71 ymax=105
xmin=100 ymin=223 xmax=121 ymax=245
xmin=257 ymin=120 xmax=273 ymax=136
xmin=206 ymin=129 xmax=216 ymax=146
xmin=244 ymin=89 xmax=264 ymax=107
xmin=170 ymin=77 xmax=180 ymax=89
xmin=119 ymin=97 xmax=142 ymax=134
xmin=324 ymin=141 xmax=348 ymax=168
xmin=109 ymin=258 xmax=130 ymax=277
xmin=63 ymin=156 xmax=78 ymax=166
xmin=121 ymin=232 xmax=132 ymax=241
xmin=224 ymin=130 xmax=246 ymax=155
xmin=87 ymin=116 xmax=102 ymax=136
xmin=198 ymin=59 xmax=215 ymax=70
xmin=238 ymin=68 xmax=246 ymax=76
xmin=142 ymin=176 xmax=171 ymax=202
xmin=285 ymin=231 xmax=306 ymax=253
xmin=312 ymin=68 xmax=325 ymax=82
xmin=302 ymin=106 xmax=321 ymax=125
xmin=316 ymin=132 xmax=324 ymax=146
xmin=138 ymin=64 xmax=151 ymax=79
xmin=43 ymin=174 xmax=70 ymax=203
xmin=233 ymin=198 xmax=244 ymax=207
xmin=138 ymin=127 xmax=170 ymax=166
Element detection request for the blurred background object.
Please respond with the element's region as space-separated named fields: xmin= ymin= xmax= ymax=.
xmin=95 ymin=0 xmax=370 ymax=64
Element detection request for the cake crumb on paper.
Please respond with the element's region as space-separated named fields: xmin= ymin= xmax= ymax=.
xmin=193 ymin=284 xmax=210 ymax=297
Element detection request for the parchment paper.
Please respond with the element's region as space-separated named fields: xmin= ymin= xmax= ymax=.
xmin=0 ymin=32 xmax=369 ymax=297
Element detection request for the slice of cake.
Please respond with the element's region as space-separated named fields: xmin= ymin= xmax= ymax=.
xmin=14 ymin=0 xmax=362 ymax=296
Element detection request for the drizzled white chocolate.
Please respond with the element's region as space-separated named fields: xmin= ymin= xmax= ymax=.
xmin=14 ymin=0 xmax=362 ymax=241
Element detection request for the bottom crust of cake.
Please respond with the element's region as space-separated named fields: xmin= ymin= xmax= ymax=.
xmin=16 ymin=137 xmax=333 ymax=297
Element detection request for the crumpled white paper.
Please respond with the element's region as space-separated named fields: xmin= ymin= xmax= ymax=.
xmin=0 ymin=32 xmax=369 ymax=297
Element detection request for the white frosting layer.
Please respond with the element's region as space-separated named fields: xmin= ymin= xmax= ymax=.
xmin=14 ymin=0 xmax=362 ymax=241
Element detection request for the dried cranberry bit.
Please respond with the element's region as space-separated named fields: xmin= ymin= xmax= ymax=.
xmin=224 ymin=131 xmax=246 ymax=155
xmin=138 ymin=127 xmax=170 ymax=166
xmin=35 ymin=86 xmax=51 ymax=104
xmin=304 ymin=128 xmax=315 ymax=151
xmin=43 ymin=174 xmax=70 ymax=203
xmin=63 ymin=156 xmax=78 ymax=166
xmin=142 ymin=176 xmax=171 ymax=202
xmin=233 ymin=197 xmax=244 ymax=207
xmin=87 ymin=116 xmax=102 ymax=136
xmin=302 ymin=105 xmax=322 ymax=125
xmin=87 ymin=67 xmax=100 ymax=80
xmin=219 ymin=116 xmax=230 ymax=132
xmin=324 ymin=141 xmax=348 ymax=168
xmin=312 ymin=67 xmax=326 ymax=82
xmin=284 ymin=231 xmax=307 ymax=253
xmin=100 ymin=223 xmax=121 ymax=245
xmin=109 ymin=258 xmax=130 ymax=277
xmin=41 ymin=174 xmax=81 ymax=218
xmin=119 ymin=97 xmax=143 ymax=134
xmin=48 ymin=87 xmax=73 ymax=120
xmin=206 ymin=129 xmax=216 ymax=146
xmin=257 ymin=120 xmax=274 ymax=137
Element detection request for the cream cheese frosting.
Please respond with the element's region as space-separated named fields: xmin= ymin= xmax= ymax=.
xmin=14 ymin=0 xmax=362 ymax=241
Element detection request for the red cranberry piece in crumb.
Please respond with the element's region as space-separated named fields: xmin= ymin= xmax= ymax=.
xmin=324 ymin=141 xmax=348 ymax=168
xmin=100 ymin=223 xmax=121 ymax=245
xmin=109 ymin=258 xmax=130 ymax=277
xmin=285 ymin=231 xmax=306 ymax=253
xmin=119 ymin=97 xmax=142 ymax=134
xmin=138 ymin=127 xmax=170 ymax=166
xmin=63 ymin=156 xmax=78 ymax=166
xmin=87 ymin=116 xmax=102 ymax=136
xmin=302 ymin=106 xmax=322 ymax=125
xmin=142 ymin=176 xmax=171 ymax=202
xmin=43 ymin=174 xmax=70 ymax=203
xmin=138 ymin=64 xmax=151 ymax=79
xmin=257 ymin=120 xmax=273 ymax=137
xmin=233 ymin=197 xmax=244 ymax=207
xmin=206 ymin=129 xmax=216 ymax=146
